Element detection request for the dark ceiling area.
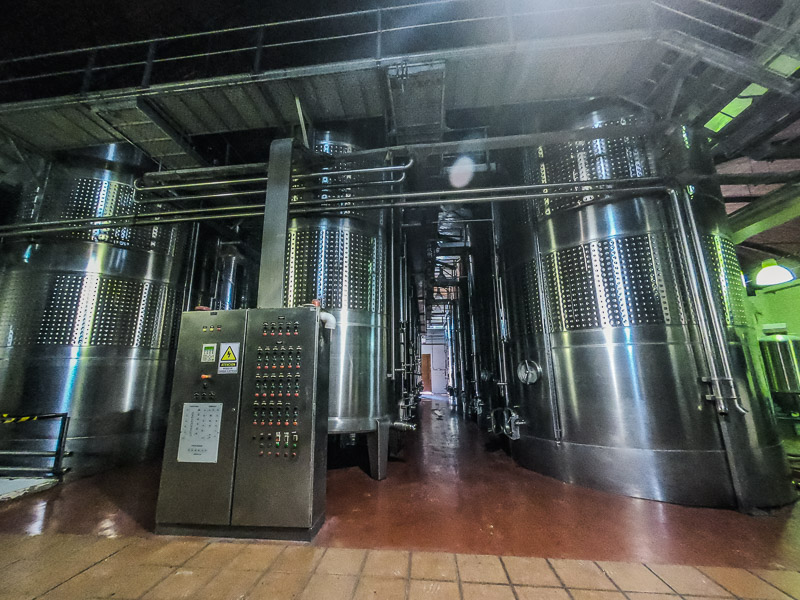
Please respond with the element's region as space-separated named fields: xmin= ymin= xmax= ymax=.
xmin=0 ymin=0 xmax=798 ymax=263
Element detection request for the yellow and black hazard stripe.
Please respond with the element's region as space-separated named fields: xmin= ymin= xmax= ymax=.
xmin=1 ymin=414 xmax=39 ymax=424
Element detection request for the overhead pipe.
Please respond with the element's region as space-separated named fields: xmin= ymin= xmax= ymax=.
xmin=289 ymin=186 xmax=668 ymax=214
xmin=134 ymin=158 xmax=415 ymax=192
xmin=135 ymin=175 xmax=268 ymax=192
xmin=136 ymin=174 xmax=660 ymax=205
xmin=135 ymin=172 xmax=407 ymax=205
xmin=290 ymin=177 xmax=664 ymax=208
xmin=0 ymin=185 xmax=668 ymax=238
xmin=7 ymin=176 xmax=661 ymax=229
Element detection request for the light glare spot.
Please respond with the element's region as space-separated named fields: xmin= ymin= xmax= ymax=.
xmin=448 ymin=156 xmax=475 ymax=188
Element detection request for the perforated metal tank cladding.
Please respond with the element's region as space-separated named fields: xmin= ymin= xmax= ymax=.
xmin=284 ymin=133 xmax=389 ymax=433
xmin=0 ymin=145 xmax=186 ymax=475
xmin=498 ymin=109 xmax=791 ymax=507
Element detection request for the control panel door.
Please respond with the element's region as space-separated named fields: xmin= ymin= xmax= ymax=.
xmin=231 ymin=307 xmax=321 ymax=528
xmin=156 ymin=310 xmax=247 ymax=526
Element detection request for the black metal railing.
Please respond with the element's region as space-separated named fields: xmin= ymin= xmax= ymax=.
xmin=0 ymin=413 xmax=72 ymax=480
xmin=0 ymin=0 xmax=652 ymax=103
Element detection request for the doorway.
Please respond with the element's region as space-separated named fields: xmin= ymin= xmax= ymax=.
xmin=421 ymin=354 xmax=432 ymax=393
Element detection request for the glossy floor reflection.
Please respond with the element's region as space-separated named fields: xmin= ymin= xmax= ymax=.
xmin=1 ymin=397 xmax=800 ymax=568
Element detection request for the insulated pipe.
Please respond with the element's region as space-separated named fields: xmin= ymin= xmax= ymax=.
xmin=319 ymin=311 xmax=337 ymax=330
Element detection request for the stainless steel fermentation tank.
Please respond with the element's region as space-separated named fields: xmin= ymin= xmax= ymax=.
xmin=0 ymin=145 xmax=185 ymax=475
xmin=759 ymin=327 xmax=800 ymax=414
xmin=283 ymin=132 xmax=391 ymax=479
xmin=498 ymin=110 xmax=792 ymax=508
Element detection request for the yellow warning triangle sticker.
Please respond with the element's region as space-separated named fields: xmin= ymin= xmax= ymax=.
xmin=220 ymin=346 xmax=237 ymax=361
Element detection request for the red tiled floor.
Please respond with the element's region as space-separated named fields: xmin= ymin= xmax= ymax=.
xmin=1 ymin=398 xmax=799 ymax=568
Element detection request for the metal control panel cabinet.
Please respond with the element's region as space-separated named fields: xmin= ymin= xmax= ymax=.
xmin=231 ymin=308 xmax=328 ymax=530
xmin=156 ymin=306 xmax=328 ymax=539
xmin=156 ymin=310 xmax=247 ymax=526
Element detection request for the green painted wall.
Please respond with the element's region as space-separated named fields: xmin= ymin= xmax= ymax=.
xmin=748 ymin=283 xmax=800 ymax=335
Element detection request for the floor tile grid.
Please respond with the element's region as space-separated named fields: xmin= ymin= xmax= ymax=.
xmin=453 ymin=550 xmax=465 ymax=600
xmin=406 ymin=549 xmax=413 ymax=600
xmin=247 ymin=544 xmax=319 ymax=600
xmin=498 ymin=557 xmax=519 ymax=600
xmin=452 ymin=558 xmax=800 ymax=600
xmin=18 ymin=537 xmax=164 ymax=600
xmin=31 ymin=537 xmax=141 ymax=599
xmin=639 ymin=562 xmax=793 ymax=600
xmin=6 ymin=536 xmax=800 ymax=600
xmin=343 ymin=547 xmax=370 ymax=600
xmin=120 ymin=538 xmax=214 ymax=600
xmin=547 ymin=558 xmax=618 ymax=600
xmin=571 ymin=561 xmax=797 ymax=600
xmin=173 ymin=540 xmax=280 ymax=600
xmin=35 ymin=537 xmax=212 ymax=600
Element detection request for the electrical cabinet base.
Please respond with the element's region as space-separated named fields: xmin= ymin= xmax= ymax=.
xmin=155 ymin=513 xmax=325 ymax=542
xmin=155 ymin=307 xmax=329 ymax=541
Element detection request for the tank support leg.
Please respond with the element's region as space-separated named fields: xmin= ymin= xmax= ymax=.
xmin=367 ymin=419 xmax=390 ymax=480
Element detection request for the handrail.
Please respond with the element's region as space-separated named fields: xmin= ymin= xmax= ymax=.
xmin=0 ymin=0 xmax=652 ymax=99
xmin=0 ymin=412 xmax=71 ymax=480
xmin=0 ymin=0 xmax=646 ymax=66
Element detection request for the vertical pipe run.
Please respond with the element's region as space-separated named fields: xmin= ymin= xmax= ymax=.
xmin=465 ymin=243 xmax=482 ymax=411
xmin=456 ymin=299 xmax=469 ymax=410
xmin=257 ymin=138 xmax=293 ymax=308
xmin=389 ymin=208 xmax=397 ymax=381
xmin=183 ymin=222 xmax=200 ymax=311
xmin=53 ymin=415 xmax=70 ymax=480
xmin=490 ymin=206 xmax=510 ymax=408
xmin=668 ymin=187 xmax=748 ymax=510
xmin=531 ymin=213 xmax=562 ymax=442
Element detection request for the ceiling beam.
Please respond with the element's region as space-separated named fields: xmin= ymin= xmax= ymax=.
xmin=729 ymin=182 xmax=800 ymax=243
xmin=659 ymin=30 xmax=799 ymax=97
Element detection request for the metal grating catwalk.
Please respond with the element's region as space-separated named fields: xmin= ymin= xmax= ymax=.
xmin=0 ymin=0 xmax=796 ymax=169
